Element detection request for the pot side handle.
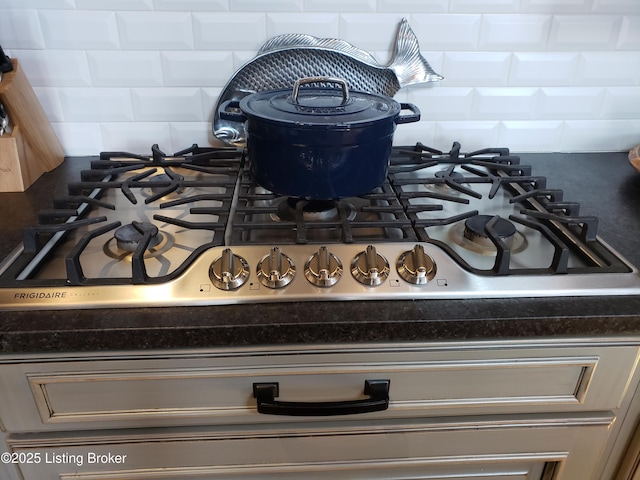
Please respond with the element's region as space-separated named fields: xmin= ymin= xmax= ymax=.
xmin=218 ymin=99 xmax=247 ymax=123
xmin=395 ymin=103 xmax=421 ymax=124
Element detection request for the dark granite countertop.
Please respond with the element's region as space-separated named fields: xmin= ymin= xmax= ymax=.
xmin=2 ymin=151 xmax=640 ymax=354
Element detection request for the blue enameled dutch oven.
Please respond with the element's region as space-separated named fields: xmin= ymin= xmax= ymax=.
xmin=219 ymin=77 xmax=420 ymax=200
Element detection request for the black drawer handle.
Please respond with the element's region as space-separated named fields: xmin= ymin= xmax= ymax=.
xmin=252 ymin=379 xmax=390 ymax=416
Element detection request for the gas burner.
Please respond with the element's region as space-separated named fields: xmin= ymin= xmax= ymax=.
xmin=271 ymin=198 xmax=357 ymax=223
xmin=149 ymin=173 xmax=185 ymax=193
xmin=447 ymin=215 xmax=527 ymax=257
xmin=435 ymin=168 xmax=464 ymax=182
xmin=140 ymin=172 xmax=193 ymax=201
xmin=426 ymin=165 xmax=477 ymax=197
xmin=113 ymin=222 xmax=163 ymax=253
xmin=424 ymin=165 xmax=464 ymax=193
xmin=464 ymin=215 xmax=516 ymax=248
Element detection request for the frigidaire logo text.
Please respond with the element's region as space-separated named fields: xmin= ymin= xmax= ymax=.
xmin=14 ymin=292 xmax=67 ymax=299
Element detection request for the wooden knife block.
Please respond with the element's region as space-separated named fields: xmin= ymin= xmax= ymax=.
xmin=0 ymin=58 xmax=64 ymax=192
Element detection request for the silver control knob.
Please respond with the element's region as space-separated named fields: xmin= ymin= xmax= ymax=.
xmin=209 ymin=248 xmax=250 ymax=290
xmin=351 ymin=245 xmax=390 ymax=286
xmin=305 ymin=246 xmax=343 ymax=287
xmin=397 ymin=244 xmax=436 ymax=285
xmin=257 ymin=247 xmax=296 ymax=289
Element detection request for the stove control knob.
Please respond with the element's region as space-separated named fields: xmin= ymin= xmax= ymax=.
xmin=397 ymin=244 xmax=436 ymax=285
xmin=351 ymin=245 xmax=390 ymax=286
xmin=305 ymin=246 xmax=343 ymax=287
xmin=209 ymin=248 xmax=250 ymax=291
xmin=257 ymin=247 xmax=296 ymax=289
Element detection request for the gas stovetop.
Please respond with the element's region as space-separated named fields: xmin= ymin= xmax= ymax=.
xmin=1 ymin=142 xmax=639 ymax=310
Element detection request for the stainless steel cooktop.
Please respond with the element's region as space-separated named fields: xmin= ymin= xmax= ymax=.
xmin=1 ymin=142 xmax=639 ymax=310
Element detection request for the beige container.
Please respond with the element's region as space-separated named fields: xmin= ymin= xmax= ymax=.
xmin=630 ymin=144 xmax=640 ymax=173
xmin=0 ymin=58 xmax=64 ymax=192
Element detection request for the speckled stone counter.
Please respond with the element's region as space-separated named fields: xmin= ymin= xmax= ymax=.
xmin=2 ymin=151 xmax=640 ymax=354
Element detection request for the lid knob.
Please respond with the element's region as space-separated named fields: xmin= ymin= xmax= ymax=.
xmin=291 ymin=76 xmax=350 ymax=105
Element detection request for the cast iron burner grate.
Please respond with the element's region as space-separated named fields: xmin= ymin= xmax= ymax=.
xmin=230 ymin=168 xmax=417 ymax=245
xmin=387 ymin=142 xmax=627 ymax=276
xmin=5 ymin=145 xmax=244 ymax=286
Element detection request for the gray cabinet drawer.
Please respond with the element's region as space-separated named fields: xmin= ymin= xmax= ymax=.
xmin=0 ymin=342 xmax=638 ymax=431
xmin=7 ymin=414 xmax=613 ymax=480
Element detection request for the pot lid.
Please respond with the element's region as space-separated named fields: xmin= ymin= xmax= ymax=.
xmin=239 ymin=77 xmax=400 ymax=127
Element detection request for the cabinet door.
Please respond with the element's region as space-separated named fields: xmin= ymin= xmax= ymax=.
xmin=8 ymin=414 xmax=612 ymax=480
xmin=614 ymin=422 xmax=640 ymax=480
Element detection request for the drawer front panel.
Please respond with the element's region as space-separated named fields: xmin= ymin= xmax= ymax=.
xmin=7 ymin=418 xmax=611 ymax=480
xmin=30 ymin=358 xmax=593 ymax=423
xmin=0 ymin=343 xmax=638 ymax=431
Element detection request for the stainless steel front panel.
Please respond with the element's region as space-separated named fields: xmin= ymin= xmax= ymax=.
xmin=2 ymin=242 xmax=639 ymax=310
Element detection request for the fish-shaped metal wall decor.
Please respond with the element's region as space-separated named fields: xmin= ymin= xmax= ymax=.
xmin=213 ymin=18 xmax=442 ymax=146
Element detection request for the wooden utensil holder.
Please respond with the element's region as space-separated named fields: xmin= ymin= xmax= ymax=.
xmin=0 ymin=58 xmax=64 ymax=192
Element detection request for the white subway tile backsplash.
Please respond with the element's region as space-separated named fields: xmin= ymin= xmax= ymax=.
xmin=131 ymin=88 xmax=204 ymax=121
xmin=266 ymin=14 xmax=340 ymax=38
xmin=88 ymin=51 xmax=164 ymax=87
xmin=0 ymin=10 xmax=45 ymax=49
xmin=101 ymin=122 xmax=171 ymax=152
xmin=39 ymin=11 xmax=120 ymax=50
xmin=407 ymin=87 xmax=474 ymax=120
xmin=14 ymin=50 xmax=92 ymax=87
xmin=479 ymin=15 xmax=551 ymax=51
xmin=410 ymin=14 xmax=481 ymax=51
xmin=617 ymin=16 xmax=640 ymax=50
xmin=339 ymin=14 xmax=406 ymax=50
xmin=2 ymin=4 xmax=638 ymax=154
xmin=435 ymin=121 xmax=502 ymax=151
xmin=442 ymin=52 xmax=512 ymax=86
xmin=52 ymin=123 xmax=104 ymax=156
xmin=521 ymin=0 xmax=592 ymax=14
xmin=509 ymin=52 xmax=579 ymax=86
xmin=538 ymin=87 xmax=605 ymax=119
xmin=601 ymin=86 xmax=640 ymax=119
xmin=305 ymin=0 xmax=377 ymax=13
xmin=592 ymin=0 xmax=640 ymax=14
xmin=449 ymin=0 xmax=520 ymax=13
xmin=561 ymin=119 xmax=634 ymax=151
xmin=229 ymin=0 xmax=303 ymax=12
xmin=498 ymin=121 xmax=564 ymax=151
xmin=472 ymin=87 xmax=540 ymax=120
xmin=193 ymin=13 xmax=266 ymax=50
xmin=548 ymin=15 xmax=621 ymax=51
xmin=33 ymin=87 xmax=65 ymax=123
xmin=76 ymin=0 xmax=153 ymax=10
xmin=117 ymin=12 xmax=194 ymax=50
xmin=379 ymin=0 xmax=448 ymax=13
xmin=1 ymin=0 xmax=74 ymax=8
xmin=392 ymin=121 xmax=436 ymax=147
xmin=154 ymin=0 xmax=229 ymax=11
xmin=59 ymin=88 xmax=134 ymax=122
xmin=161 ymin=51 xmax=235 ymax=87
xmin=617 ymin=120 xmax=640 ymax=151
xmin=170 ymin=122 xmax=217 ymax=149
xmin=576 ymin=52 xmax=640 ymax=85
